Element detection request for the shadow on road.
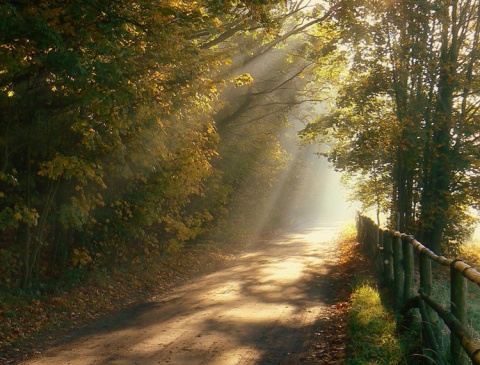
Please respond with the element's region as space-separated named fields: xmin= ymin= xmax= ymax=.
xmin=22 ymin=224 xmax=347 ymax=365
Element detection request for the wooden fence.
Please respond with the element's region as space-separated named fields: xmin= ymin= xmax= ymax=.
xmin=357 ymin=214 xmax=480 ymax=365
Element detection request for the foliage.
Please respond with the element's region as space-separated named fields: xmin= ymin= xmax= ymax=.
xmin=0 ymin=0 xmax=342 ymax=293
xmin=302 ymin=0 xmax=480 ymax=253
xmin=0 ymin=0 xmax=310 ymax=290
xmin=207 ymin=3 xmax=345 ymax=236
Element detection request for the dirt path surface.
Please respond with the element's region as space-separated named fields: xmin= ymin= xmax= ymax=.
xmin=20 ymin=225 xmax=345 ymax=365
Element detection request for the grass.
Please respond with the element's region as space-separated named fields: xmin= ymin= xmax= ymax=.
xmin=337 ymin=224 xmax=416 ymax=365
xmin=347 ymin=279 xmax=405 ymax=365
xmin=342 ymin=224 xmax=480 ymax=365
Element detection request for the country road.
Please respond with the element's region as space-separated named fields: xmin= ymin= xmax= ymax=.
xmin=21 ymin=224 xmax=346 ymax=365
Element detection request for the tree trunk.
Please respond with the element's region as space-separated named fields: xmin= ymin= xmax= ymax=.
xmin=419 ymin=0 xmax=459 ymax=253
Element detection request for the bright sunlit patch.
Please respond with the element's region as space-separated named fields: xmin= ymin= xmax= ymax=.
xmin=303 ymin=227 xmax=339 ymax=242
xmin=204 ymin=283 xmax=242 ymax=302
xmin=259 ymin=260 xmax=304 ymax=282
xmin=222 ymin=303 xmax=295 ymax=321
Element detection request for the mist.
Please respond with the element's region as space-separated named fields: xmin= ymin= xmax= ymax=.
xmin=209 ymin=11 xmax=358 ymax=237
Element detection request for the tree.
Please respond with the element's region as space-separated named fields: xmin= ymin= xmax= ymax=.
xmin=302 ymin=0 xmax=480 ymax=253
xmin=205 ymin=2 xmax=344 ymax=235
xmin=0 ymin=0 xmax=341 ymax=289
xmin=0 ymin=0 xmax=295 ymax=289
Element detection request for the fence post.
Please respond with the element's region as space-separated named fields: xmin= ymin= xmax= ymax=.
xmin=393 ymin=234 xmax=404 ymax=310
xmin=451 ymin=260 xmax=468 ymax=365
xmin=417 ymin=298 xmax=444 ymax=365
xmin=375 ymin=226 xmax=383 ymax=274
xmin=367 ymin=220 xmax=373 ymax=256
xmin=383 ymin=230 xmax=393 ymax=287
xmin=362 ymin=217 xmax=367 ymax=245
xmin=369 ymin=220 xmax=376 ymax=258
xmin=419 ymin=250 xmax=437 ymax=362
xmin=359 ymin=216 xmax=366 ymax=245
xmin=356 ymin=214 xmax=362 ymax=243
xmin=419 ymin=251 xmax=433 ymax=317
xmin=403 ymin=237 xmax=414 ymax=302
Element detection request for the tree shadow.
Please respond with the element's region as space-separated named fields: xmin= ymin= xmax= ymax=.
xmin=18 ymin=225 xmax=347 ymax=365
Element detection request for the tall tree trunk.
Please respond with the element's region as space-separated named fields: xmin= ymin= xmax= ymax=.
xmin=420 ymin=0 xmax=459 ymax=253
xmin=29 ymin=178 xmax=60 ymax=282
xmin=21 ymin=144 xmax=33 ymax=289
xmin=389 ymin=16 xmax=411 ymax=233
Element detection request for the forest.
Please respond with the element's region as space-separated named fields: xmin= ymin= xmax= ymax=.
xmin=0 ymin=0 xmax=479 ymax=294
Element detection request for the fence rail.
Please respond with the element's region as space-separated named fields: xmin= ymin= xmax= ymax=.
xmin=357 ymin=214 xmax=480 ymax=365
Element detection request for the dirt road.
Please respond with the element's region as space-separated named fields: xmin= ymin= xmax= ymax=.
xmin=21 ymin=225 xmax=345 ymax=365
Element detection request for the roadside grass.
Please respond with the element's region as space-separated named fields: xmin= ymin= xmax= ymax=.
xmin=347 ymin=279 xmax=405 ymax=364
xmin=339 ymin=223 xmax=415 ymax=365
xmin=343 ymin=230 xmax=480 ymax=365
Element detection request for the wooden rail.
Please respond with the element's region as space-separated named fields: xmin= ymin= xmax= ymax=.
xmin=357 ymin=214 xmax=480 ymax=365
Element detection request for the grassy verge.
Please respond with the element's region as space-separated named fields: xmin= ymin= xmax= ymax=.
xmin=338 ymin=224 xmax=413 ymax=365
xmin=347 ymin=279 xmax=405 ymax=364
xmin=337 ymin=225 xmax=480 ymax=364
